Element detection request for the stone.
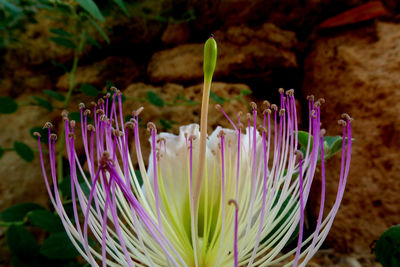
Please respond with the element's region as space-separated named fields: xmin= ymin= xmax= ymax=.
xmin=0 ymin=95 xmax=51 ymax=212
xmin=56 ymin=56 xmax=143 ymax=91
xmin=147 ymin=22 xmax=298 ymax=83
xmin=189 ymin=0 xmax=366 ymax=32
xmin=303 ymin=21 xmax=400 ymax=253
xmin=161 ymin=23 xmax=190 ymax=45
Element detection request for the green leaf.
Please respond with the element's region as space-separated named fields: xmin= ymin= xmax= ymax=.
xmin=1 ymin=203 xmax=44 ymax=223
xmin=68 ymin=111 xmax=81 ymax=122
xmin=43 ymin=89 xmax=65 ymax=101
xmin=40 ymin=232 xmax=80 ymax=259
xmin=50 ymin=37 xmax=76 ymax=49
xmin=28 ymin=210 xmax=64 ymax=233
xmin=0 ymin=0 xmax=22 ymax=14
xmin=323 ymin=135 xmax=344 ymax=160
xmin=68 ymin=111 xmax=93 ymax=123
xmin=87 ymin=16 xmax=110 ymax=43
xmin=0 ymin=147 xmax=4 ymax=158
xmin=297 ymin=130 xmax=352 ymax=161
xmin=0 ymin=96 xmax=18 ymax=114
xmin=146 ymin=91 xmax=164 ymax=107
xmin=7 ymin=225 xmax=39 ymax=259
xmin=240 ymin=89 xmax=252 ymax=95
xmin=80 ymin=84 xmax=99 ymax=97
xmin=210 ymin=91 xmax=225 ymax=104
xmin=297 ymin=131 xmax=312 ymax=151
xmin=134 ymin=170 xmax=143 ymax=186
xmin=13 ymin=141 xmax=34 ymax=162
xmin=85 ymin=34 xmax=101 ymax=48
xmin=59 ymin=171 xmax=90 ymax=199
xmin=50 ymin=28 xmax=72 ymax=37
xmin=159 ymin=119 xmax=177 ymax=130
xmin=32 ymin=96 xmax=53 ymax=111
xmin=111 ymin=0 xmax=129 ymax=16
xmin=30 ymin=126 xmax=50 ymax=143
xmin=375 ymin=225 xmax=400 ymax=267
xmin=75 ymin=0 xmax=104 ymax=22
xmin=263 ymin=191 xmax=299 ymax=246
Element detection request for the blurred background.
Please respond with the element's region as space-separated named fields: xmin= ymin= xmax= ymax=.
xmin=0 ymin=0 xmax=399 ymax=266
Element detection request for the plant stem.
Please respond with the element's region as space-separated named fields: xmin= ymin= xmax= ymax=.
xmin=56 ymin=30 xmax=86 ymax=185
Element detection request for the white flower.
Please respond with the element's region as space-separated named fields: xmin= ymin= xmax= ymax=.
xmin=36 ymin=38 xmax=352 ymax=267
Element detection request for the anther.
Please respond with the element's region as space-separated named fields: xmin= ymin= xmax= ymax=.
xmin=338 ymin=119 xmax=347 ymax=127
xmin=228 ymin=199 xmax=239 ymax=210
xmin=157 ymin=137 xmax=166 ymax=144
xmin=217 ymin=130 xmax=225 ymax=138
xmin=286 ymin=89 xmax=294 ymax=96
xmin=215 ymin=104 xmax=222 ymax=110
xmin=279 ymin=109 xmax=286 ymax=116
xmin=61 ymin=110 xmax=69 ymax=117
xmin=33 ymin=132 xmax=41 ymax=138
xmin=133 ymin=107 xmax=144 ymax=116
xmin=79 ymin=103 xmax=85 ymax=109
xmin=294 ymin=150 xmax=304 ymax=160
xmin=318 ymin=98 xmax=325 ymax=104
xmin=100 ymin=151 xmax=110 ymax=166
xmin=116 ymin=90 xmax=122 ymax=96
xmin=271 ymin=104 xmax=278 ymax=111
xmin=341 ymin=113 xmax=353 ymax=122
xmin=43 ymin=122 xmax=53 ymax=129
xmin=147 ymin=122 xmax=157 ymax=133
xmin=319 ymin=129 xmax=326 ymax=138
xmin=246 ymin=113 xmax=252 ymax=120
xmin=98 ymin=98 xmax=104 ymax=105
xmin=96 ymin=109 xmax=104 ymax=115
xmin=110 ymin=86 xmax=117 ymax=92
xmin=70 ymin=120 xmax=76 ymax=128
xmin=278 ymin=88 xmax=284 ymax=94
xmin=87 ymin=124 xmax=96 ymax=132
xmin=130 ymin=118 xmax=137 ymax=124
xmin=117 ymin=131 xmax=124 ymax=137
xmin=257 ymin=125 xmax=268 ymax=133
xmin=311 ymin=110 xmax=317 ymax=118
xmin=84 ymin=109 xmax=91 ymax=116
xmin=314 ymin=100 xmax=321 ymax=107
xmin=263 ymin=109 xmax=272 ymax=115
xmin=125 ymin=122 xmax=135 ymax=129
xmin=307 ymin=95 xmax=315 ymax=101
xmin=50 ymin=133 xmax=58 ymax=140
xmin=91 ymin=101 xmax=97 ymax=107
xmin=263 ymin=100 xmax=271 ymax=108
xmin=237 ymin=122 xmax=244 ymax=130
xmin=99 ymin=115 xmax=107 ymax=121
xmin=104 ymin=93 xmax=111 ymax=99
xmin=188 ymin=135 xmax=197 ymax=141
xmin=250 ymin=102 xmax=257 ymax=110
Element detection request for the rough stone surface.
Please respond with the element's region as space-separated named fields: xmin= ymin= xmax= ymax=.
xmin=56 ymin=56 xmax=143 ymax=91
xmin=0 ymin=95 xmax=50 ymax=212
xmin=148 ymin=22 xmax=298 ymax=83
xmin=189 ymin=0 xmax=367 ymax=32
xmin=161 ymin=23 xmax=190 ymax=45
xmin=303 ymin=21 xmax=400 ymax=253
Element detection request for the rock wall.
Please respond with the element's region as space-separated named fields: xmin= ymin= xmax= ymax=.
xmin=303 ymin=21 xmax=400 ymax=253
